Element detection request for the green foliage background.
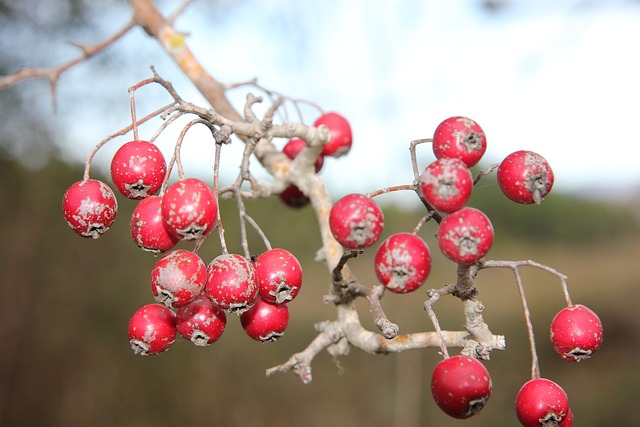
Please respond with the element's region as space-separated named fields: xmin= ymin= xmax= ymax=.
xmin=0 ymin=154 xmax=638 ymax=426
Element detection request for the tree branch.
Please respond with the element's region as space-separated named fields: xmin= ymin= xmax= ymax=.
xmin=0 ymin=19 xmax=136 ymax=102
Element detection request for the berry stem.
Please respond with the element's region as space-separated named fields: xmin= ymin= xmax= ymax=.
xmin=424 ymin=285 xmax=456 ymax=359
xmin=241 ymin=212 xmax=272 ymax=251
xmin=366 ymin=184 xmax=416 ymax=198
xmin=473 ymin=163 xmax=499 ymax=186
xmin=128 ymin=85 xmax=141 ymax=141
xmin=82 ymin=103 xmax=174 ymax=181
xmin=213 ymin=138 xmax=228 ymax=255
xmin=514 ymin=267 xmax=540 ymax=379
xmin=409 ymin=138 xmax=432 ymax=180
xmin=412 ymin=211 xmax=436 ymax=234
xmin=481 ymin=260 xmax=572 ymax=306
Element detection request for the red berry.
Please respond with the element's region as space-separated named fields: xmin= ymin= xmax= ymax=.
xmin=279 ymin=185 xmax=310 ymax=208
xmin=374 ymin=232 xmax=431 ymax=293
xmin=205 ymin=253 xmax=258 ymax=314
xmin=431 ymin=355 xmax=492 ymax=419
xmin=110 ymin=140 xmax=167 ymax=199
xmin=314 ymin=112 xmax=352 ymax=157
xmin=128 ymin=303 xmax=177 ymax=355
xmin=433 ymin=116 xmax=487 ymax=167
xmin=161 ymin=178 xmax=218 ymax=241
xmin=420 ymin=158 xmax=473 ymax=213
xmin=130 ymin=196 xmax=178 ymax=253
xmin=283 ymin=138 xmax=324 ymax=172
xmin=515 ymin=378 xmax=570 ymax=426
xmin=437 ymin=207 xmax=493 ymax=264
xmin=550 ymin=304 xmax=603 ymax=362
xmin=240 ymin=297 xmax=289 ymax=342
xmin=62 ymin=179 xmax=118 ymax=239
xmin=497 ymin=150 xmax=554 ymax=204
xmin=329 ymin=193 xmax=385 ymax=249
xmin=254 ymin=248 xmax=303 ymax=304
xmin=151 ymin=249 xmax=207 ymax=308
xmin=176 ymin=294 xmax=226 ymax=346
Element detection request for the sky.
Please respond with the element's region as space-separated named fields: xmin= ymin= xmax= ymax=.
xmin=41 ymin=0 xmax=640 ymax=202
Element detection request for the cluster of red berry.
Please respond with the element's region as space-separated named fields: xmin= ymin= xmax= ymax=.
xmin=60 ymin=109 xmax=354 ymax=353
xmin=61 ymin=138 xmax=306 ymax=354
xmin=326 ymin=116 xmax=603 ymax=425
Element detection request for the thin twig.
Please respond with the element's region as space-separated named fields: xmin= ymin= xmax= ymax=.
xmin=83 ymin=103 xmax=175 ymax=181
xmin=424 ymin=285 xmax=457 ymax=358
xmin=0 ymin=19 xmax=136 ymax=95
xmin=366 ymin=184 xmax=416 ymax=199
xmin=481 ymin=259 xmax=572 ymax=306
xmin=241 ymin=212 xmax=272 ymax=251
xmin=409 ymin=138 xmax=432 ymax=180
xmin=474 ymin=163 xmax=499 ymax=186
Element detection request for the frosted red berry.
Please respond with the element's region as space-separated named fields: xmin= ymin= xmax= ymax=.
xmin=130 ymin=195 xmax=178 ymax=253
xmin=205 ymin=253 xmax=258 ymax=314
xmin=437 ymin=207 xmax=494 ymax=264
xmin=515 ymin=378 xmax=570 ymax=427
xmin=314 ymin=112 xmax=353 ymax=157
xmin=420 ymin=157 xmax=473 ymax=213
xmin=176 ymin=295 xmax=226 ymax=346
xmin=151 ymin=249 xmax=207 ymax=308
xmin=161 ymin=178 xmax=218 ymax=241
xmin=431 ymin=355 xmax=492 ymax=419
xmin=374 ymin=232 xmax=431 ymax=293
xmin=433 ymin=116 xmax=486 ymax=167
xmin=330 ymin=193 xmax=384 ymax=249
xmin=550 ymin=304 xmax=603 ymax=362
xmin=283 ymin=138 xmax=324 ymax=172
xmin=254 ymin=248 xmax=303 ymax=304
xmin=240 ymin=297 xmax=289 ymax=342
xmin=497 ymin=150 xmax=554 ymax=204
xmin=128 ymin=303 xmax=177 ymax=355
xmin=110 ymin=140 xmax=166 ymax=199
xmin=62 ymin=179 xmax=118 ymax=239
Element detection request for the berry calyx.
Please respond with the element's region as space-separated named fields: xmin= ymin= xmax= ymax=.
xmin=433 ymin=116 xmax=487 ymax=167
xmin=128 ymin=303 xmax=177 ymax=355
xmin=151 ymin=249 xmax=207 ymax=308
xmin=431 ymin=355 xmax=492 ymax=419
xmin=330 ymin=193 xmax=385 ymax=249
xmin=420 ymin=157 xmax=473 ymax=213
xmin=176 ymin=295 xmax=226 ymax=346
xmin=437 ymin=207 xmax=494 ymax=264
xmin=314 ymin=112 xmax=353 ymax=157
xmin=161 ymin=178 xmax=218 ymax=241
xmin=550 ymin=304 xmax=603 ymax=362
xmin=130 ymin=195 xmax=178 ymax=253
xmin=254 ymin=248 xmax=303 ymax=304
xmin=515 ymin=378 xmax=570 ymax=427
xmin=205 ymin=253 xmax=258 ymax=314
xmin=240 ymin=297 xmax=289 ymax=342
xmin=497 ymin=150 xmax=554 ymax=204
xmin=110 ymin=140 xmax=166 ymax=199
xmin=374 ymin=232 xmax=431 ymax=293
xmin=62 ymin=179 xmax=118 ymax=239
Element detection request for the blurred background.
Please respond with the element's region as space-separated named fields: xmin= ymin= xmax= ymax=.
xmin=1 ymin=0 xmax=639 ymax=426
